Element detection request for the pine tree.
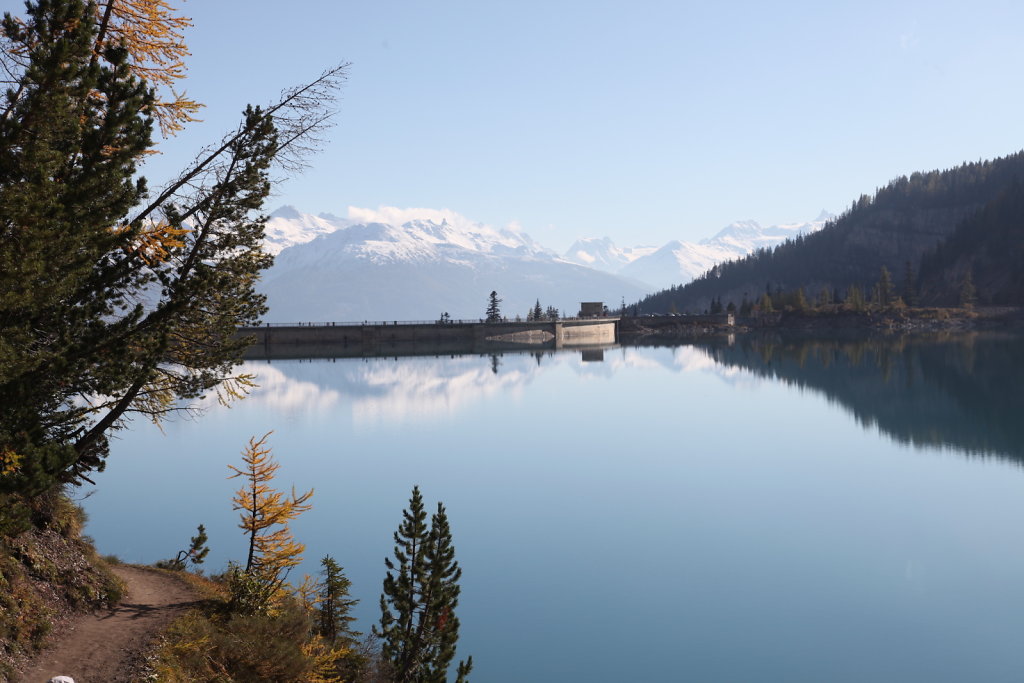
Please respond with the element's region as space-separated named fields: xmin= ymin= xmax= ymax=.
xmin=794 ymin=287 xmax=808 ymax=312
xmin=532 ymin=299 xmax=543 ymax=322
xmin=376 ymin=486 xmax=472 ymax=683
xmin=228 ymin=433 xmax=313 ymax=592
xmin=0 ymin=0 xmax=346 ymax=532
xmin=845 ymin=284 xmax=866 ymax=312
xmin=485 ymin=291 xmax=502 ymax=322
xmin=902 ymin=260 xmax=918 ymax=306
xmin=318 ymin=555 xmax=359 ymax=644
xmin=545 ymin=305 xmax=559 ymax=321
xmin=420 ymin=502 xmax=472 ymax=683
xmin=157 ymin=522 xmax=210 ymax=570
xmin=959 ymin=268 xmax=977 ymax=308
xmin=876 ymin=265 xmax=893 ymax=308
xmin=0 ymin=0 xmax=154 ymax=524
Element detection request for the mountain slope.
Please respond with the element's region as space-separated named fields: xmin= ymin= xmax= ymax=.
xmin=262 ymin=205 xmax=346 ymax=255
xmin=564 ymin=216 xmax=829 ymax=291
xmin=258 ymin=212 xmax=646 ymax=321
xmin=562 ymin=237 xmax=657 ymax=273
xmin=638 ymin=151 xmax=1024 ymax=312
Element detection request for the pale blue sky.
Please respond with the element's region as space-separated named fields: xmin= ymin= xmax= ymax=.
xmin=8 ymin=0 xmax=1024 ymax=249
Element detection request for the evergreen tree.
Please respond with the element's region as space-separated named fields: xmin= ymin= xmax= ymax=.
xmin=0 ymin=0 xmax=347 ymax=531
xmin=158 ymin=523 xmax=210 ymax=570
xmin=545 ymin=305 xmax=559 ymax=321
xmin=0 ymin=0 xmax=155 ymax=522
xmin=485 ymin=291 xmax=502 ymax=322
xmin=902 ymin=260 xmax=918 ymax=306
xmin=794 ymin=287 xmax=808 ymax=312
xmin=960 ymin=268 xmax=977 ymax=308
xmin=376 ymin=486 xmax=472 ymax=683
xmin=318 ymin=555 xmax=360 ymax=643
xmin=876 ymin=265 xmax=893 ymax=308
xmin=532 ymin=299 xmax=543 ymax=322
xmin=845 ymin=284 xmax=866 ymax=312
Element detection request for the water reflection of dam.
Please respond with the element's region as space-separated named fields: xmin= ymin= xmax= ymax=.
xmin=240 ymin=318 xmax=618 ymax=360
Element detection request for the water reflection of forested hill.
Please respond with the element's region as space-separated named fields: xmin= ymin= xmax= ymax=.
xmin=694 ymin=333 xmax=1024 ymax=462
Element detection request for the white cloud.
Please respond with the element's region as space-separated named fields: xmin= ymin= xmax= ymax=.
xmin=347 ymin=205 xmax=475 ymax=228
xmin=242 ymin=363 xmax=341 ymax=415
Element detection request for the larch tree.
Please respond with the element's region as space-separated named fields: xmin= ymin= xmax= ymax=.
xmin=228 ymin=433 xmax=313 ymax=590
xmin=0 ymin=0 xmax=346 ymax=532
xmin=376 ymin=486 xmax=472 ymax=683
xmin=90 ymin=0 xmax=201 ymax=137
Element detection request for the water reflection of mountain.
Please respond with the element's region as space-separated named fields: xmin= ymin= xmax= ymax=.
xmin=693 ymin=332 xmax=1024 ymax=462
xmin=240 ymin=347 xmax=684 ymax=424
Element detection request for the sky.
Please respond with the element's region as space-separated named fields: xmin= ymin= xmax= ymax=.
xmin=6 ymin=0 xmax=1024 ymax=250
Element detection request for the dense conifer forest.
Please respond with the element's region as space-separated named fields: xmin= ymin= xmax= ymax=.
xmin=638 ymin=151 xmax=1024 ymax=313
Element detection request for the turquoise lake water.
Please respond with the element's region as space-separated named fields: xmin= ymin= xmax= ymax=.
xmin=84 ymin=333 xmax=1024 ymax=682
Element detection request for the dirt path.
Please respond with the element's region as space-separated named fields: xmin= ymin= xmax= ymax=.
xmin=17 ymin=565 xmax=198 ymax=683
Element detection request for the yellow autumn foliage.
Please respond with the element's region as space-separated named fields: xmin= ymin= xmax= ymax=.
xmin=93 ymin=0 xmax=203 ymax=136
xmin=228 ymin=433 xmax=313 ymax=591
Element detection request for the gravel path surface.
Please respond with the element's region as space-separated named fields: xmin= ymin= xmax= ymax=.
xmin=17 ymin=565 xmax=197 ymax=683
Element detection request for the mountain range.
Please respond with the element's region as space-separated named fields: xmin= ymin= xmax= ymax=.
xmin=257 ymin=206 xmax=829 ymax=322
xmin=563 ymin=212 xmax=831 ymax=290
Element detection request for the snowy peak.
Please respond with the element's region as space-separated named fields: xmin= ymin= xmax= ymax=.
xmin=263 ymin=205 xmax=553 ymax=262
xmin=258 ymin=205 xmax=833 ymax=321
xmin=259 ymin=207 xmax=646 ymax=322
xmin=263 ymin=206 xmax=347 ymax=255
xmin=563 ymin=237 xmax=657 ymax=273
xmin=568 ymin=215 xmax=829 ymax=291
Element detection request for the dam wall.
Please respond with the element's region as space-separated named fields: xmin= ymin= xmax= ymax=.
xmin=239 ymin=318 xmax=618 ymax=360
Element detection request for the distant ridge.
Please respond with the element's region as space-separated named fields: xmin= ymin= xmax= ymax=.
xmin=638 ymin=150 xmax=1024 ymax=311
xmin=257 ymin=207 xmax=833 ymax=321
xmin=563 ymin=217 xmax=829 ymax=291
xmin=257 ymin=208 xmax=647 ymax=321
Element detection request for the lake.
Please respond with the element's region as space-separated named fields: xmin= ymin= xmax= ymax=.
xmin=83 ymin=332 xmax=1024 ymax=682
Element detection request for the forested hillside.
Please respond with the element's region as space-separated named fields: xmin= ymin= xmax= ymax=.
xmin=638 ymin=151 xmax=1024 ymax=312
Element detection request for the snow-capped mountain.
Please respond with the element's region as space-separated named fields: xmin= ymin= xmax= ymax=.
xmin=262 ymin=205 xmax=347 ymax=255
xmin=256 ymin=206 xmax=833 ymax=322
xmin=562 ymin=237 xmax=657 ymax=273
xmin=258 ymin=207 xmax=647 ymax=322
xmin=565 ymin=212 xmax=832 ymax=290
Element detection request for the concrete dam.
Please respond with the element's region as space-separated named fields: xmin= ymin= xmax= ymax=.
xmin=239 ymin=318 xmax=619 ymax=360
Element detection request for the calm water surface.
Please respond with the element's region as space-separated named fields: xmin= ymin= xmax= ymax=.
xmin=84 ymin=333 xmax=1024 ymax=682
